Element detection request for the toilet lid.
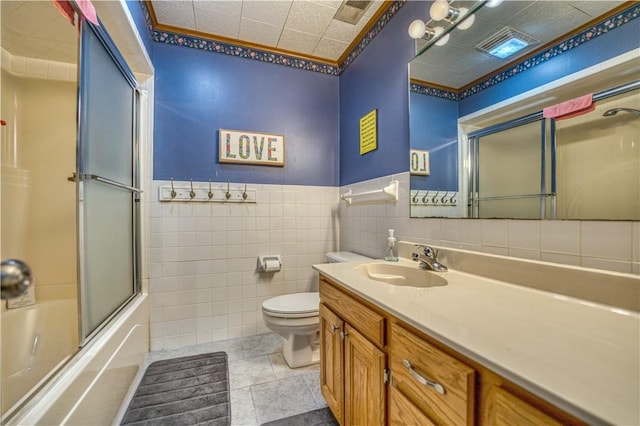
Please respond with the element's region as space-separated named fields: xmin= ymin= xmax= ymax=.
xmin=262 ymin=292 xmax=319 ymax=316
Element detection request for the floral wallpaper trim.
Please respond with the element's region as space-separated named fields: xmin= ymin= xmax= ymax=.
xmin=338 ymin=0 xmax=408 ymax=73
xmin=151 ymin=30 xmax=340 ymax=75
xmin=140 ymin=0 xmax=154 ymax=37
xmin=138 ymin=0 xmax=405 ymax=76
xmin=410 ymin=82 xmax=458 ymax=101
xmin=413 ymin=3 xmax=639 ymax=101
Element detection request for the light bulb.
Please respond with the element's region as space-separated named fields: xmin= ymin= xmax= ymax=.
xmin=486 ymin=0 xmax=504 ymax=8
xmin=456 ymin=7 xmax=475 ymax=30
xmin=433 ymin=26 xmax=449 ymax=46
xmin=435 ymin=33 xmax=450 ymax=46
xmin=429 ymin=0 xmax=450 ymax=21
xmin=408 ymin=19 xmax=426 ymax=39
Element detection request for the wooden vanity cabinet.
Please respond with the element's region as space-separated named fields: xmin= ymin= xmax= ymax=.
xmin=318 ymin=274 xmax=586 ymax=426
xmin=319 ymin=277 xmax=386 ymax=426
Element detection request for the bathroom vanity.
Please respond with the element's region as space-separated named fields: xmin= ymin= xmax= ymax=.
xmin=313 ymin=243 xmax=640 ymax=426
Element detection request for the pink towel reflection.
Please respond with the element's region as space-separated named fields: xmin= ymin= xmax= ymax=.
xmin=543 ymin=94 xmax=594 ymax=120
xmin=76 ymin=0 xmax=98 ymax=25
xmin=51 ymin=0 xmax=98 ymax=26
xmin=52 ymin=0 xmax=74 ymax=25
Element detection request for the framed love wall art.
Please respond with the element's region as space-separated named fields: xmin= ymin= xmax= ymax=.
xmin=219 ymin=129 xmax=285 ymax=167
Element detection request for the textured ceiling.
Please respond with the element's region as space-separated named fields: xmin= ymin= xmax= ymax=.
xmin=410 ymin=0 xmax=628 ymax=90
xmin=148 ymin=0 xmax=387 ymax=62
xmin=0 ymin=0 xmax=632 ymax=86
xmin=1 ymin=1 xmax=78 ymax=64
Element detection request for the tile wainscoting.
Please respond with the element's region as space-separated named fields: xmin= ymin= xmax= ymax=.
xmin=148 ymin=181 xmax=340 ymax=350
xmin=340 ymin=172 xmax=640 ymax=275
xmin=147 ymin=174 xmax=637 ymax=351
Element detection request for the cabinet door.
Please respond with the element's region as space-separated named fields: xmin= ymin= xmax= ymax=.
xmin=344 ymin=324 xmax=386 ymax=426
xmin=320 ymin=303 xmax=344 ymax=425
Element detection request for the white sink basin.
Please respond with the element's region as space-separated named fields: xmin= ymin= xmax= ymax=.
xmin=355 ymin=262 xmax=447 ymax=288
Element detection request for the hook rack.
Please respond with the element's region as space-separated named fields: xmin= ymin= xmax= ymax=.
xmin=159 ymin=179 xmax=257 ymax=203
xmin=411 ymin=190 xmax=458 ymax=206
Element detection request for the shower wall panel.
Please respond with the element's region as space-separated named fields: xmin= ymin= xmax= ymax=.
xmin=556 ymin=91 xmax=640 ymax=220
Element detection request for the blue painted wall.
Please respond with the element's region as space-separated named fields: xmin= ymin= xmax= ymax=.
xmin=338 ymin=2 xmax=420 ymax=186
xmin=125 ymin=1 xmax=153 ymax=58
xmin=149 ymin=1 xmax=637 ymax=188
xmin=409 ymin=91 xmax=458 ymax=191
xmin=459 ymin=17 xmax=640 ymax=116
xmin=153 ymin=43 xmax=340 ymax=186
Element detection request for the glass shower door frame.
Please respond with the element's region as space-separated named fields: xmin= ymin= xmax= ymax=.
xmin=466 ymin=114 xmax=552 ymax=219
xmin=76 ymin=18 xmax=141 ymax=346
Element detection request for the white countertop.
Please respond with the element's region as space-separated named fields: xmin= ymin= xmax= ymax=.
xmin=313 ymin=258 xmax=640 ymax=425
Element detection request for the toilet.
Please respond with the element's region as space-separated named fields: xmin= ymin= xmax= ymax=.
xmin=261 ymin=251 xmax=372 ymax=368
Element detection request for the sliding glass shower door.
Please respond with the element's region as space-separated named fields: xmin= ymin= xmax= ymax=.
xmin=77 ymin=20 xmax=141 ymax=341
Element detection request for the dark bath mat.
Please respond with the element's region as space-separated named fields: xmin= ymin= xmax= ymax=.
xmin=121 ymin=352 xmax=230 ymax=426
xmin=261 ymin=408 xmax=338 ymax=426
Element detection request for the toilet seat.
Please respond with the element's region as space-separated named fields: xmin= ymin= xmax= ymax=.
xmin=262 ymin=292 xmax=319 ymax=318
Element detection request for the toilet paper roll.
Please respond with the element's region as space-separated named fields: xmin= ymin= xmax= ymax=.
xmin=263 ymin=259 xmax=280 ymax=272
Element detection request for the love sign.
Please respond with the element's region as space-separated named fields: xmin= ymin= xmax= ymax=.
xmin=219 ymin=129 xmax=285 ymax=167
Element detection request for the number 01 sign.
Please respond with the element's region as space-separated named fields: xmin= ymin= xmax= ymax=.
xmin=410 ymin=149 xmax=430 ymax=175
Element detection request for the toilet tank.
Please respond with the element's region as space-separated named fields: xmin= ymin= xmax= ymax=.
xmin=325 ymin=251 xmax=372 ymax=263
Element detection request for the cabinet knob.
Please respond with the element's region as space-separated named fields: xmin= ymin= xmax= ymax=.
xmin=331 ymin=324 xmax=339 ymax=332
xmin=402 ymin=359 xmax=446 ymax=395
xmin=340 ymin=330 xmax=349 ymax=340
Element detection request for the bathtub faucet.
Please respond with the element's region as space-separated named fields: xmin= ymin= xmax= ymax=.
xmin=412 ymin=245 xmax=448 ymax=272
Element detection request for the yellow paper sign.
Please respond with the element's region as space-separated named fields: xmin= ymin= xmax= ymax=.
xmin=360 ymin=109 xmax=377 ymax=155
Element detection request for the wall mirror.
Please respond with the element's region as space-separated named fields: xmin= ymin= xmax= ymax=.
xmin=408 ymin=0 xmax=639 ymax=220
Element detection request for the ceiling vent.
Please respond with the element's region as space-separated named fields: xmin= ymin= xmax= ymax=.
xmin=334 ymin=1 xmax=372 ymax=25
xmin=476 ymin=27 xmax=540 ymax=59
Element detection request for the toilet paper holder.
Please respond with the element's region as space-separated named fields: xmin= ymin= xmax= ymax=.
xmin=257 ymin=255 xmax=282 ymax=273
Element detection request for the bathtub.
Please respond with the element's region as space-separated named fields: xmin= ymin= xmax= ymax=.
xmin=4 ymin=295 xmax=149 ymax=425
xmin=1 ymin=299 xmax=78 ymax=416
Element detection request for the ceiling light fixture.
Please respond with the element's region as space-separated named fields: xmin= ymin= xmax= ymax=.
xmin=409 ymin=0 xmax=493 ymax=48
xmin=429 ymin=0 xmax=475 ymax=30
xmin=408 ymin=20 xmax=450 ymax=46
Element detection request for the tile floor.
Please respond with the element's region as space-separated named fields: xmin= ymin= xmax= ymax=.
xmin=136 ymin=332 xmax=326 ymax=425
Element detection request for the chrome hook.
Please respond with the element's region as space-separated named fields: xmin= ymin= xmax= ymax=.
xmin=432 ymin=190 xmax=440 ymax=204
xmin=242 ymin=183 xmax=248 ymax=200
xmin=412 ymin=191 xmax=421 ymax=204
xmin=208 ymin=180 xmax=214 ymax=199
xmin=170 ymin=177 xmax=176 ymax=199
xmin=189 ymin=179 xmax=196 ymax=199
xmin=225 ymin=181 xmax=231 ymax=200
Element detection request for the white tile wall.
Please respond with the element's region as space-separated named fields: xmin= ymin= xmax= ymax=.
xmin=1 ymin=48 xmax=77 ymax=82
xmin=340 ymin=172 xmax=640 ymax=275
xmin=148 ymin=180 xmax=339 ymax=350
xmin=147 ymin=172 xmax=637 ymax=352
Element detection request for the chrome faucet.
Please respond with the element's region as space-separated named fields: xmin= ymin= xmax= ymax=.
xmin=412 ymin=245 xmax=448 ymax=272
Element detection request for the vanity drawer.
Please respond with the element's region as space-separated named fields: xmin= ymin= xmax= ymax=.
xmin=390 ymin=322 xmax=475 ymax=426
xmin=389 ymin=384 xmax=437 ymax=426
xmin=319 ymin=277 xmax=385 ymax=347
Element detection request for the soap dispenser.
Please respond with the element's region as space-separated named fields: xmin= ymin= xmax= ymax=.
xmin=384 ymin=229 xmax=398 ymax=262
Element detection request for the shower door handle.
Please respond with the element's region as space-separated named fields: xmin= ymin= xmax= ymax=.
xmin=1 ymin=259 xmax=34 ymax=299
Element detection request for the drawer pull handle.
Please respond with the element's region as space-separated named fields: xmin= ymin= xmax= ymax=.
xmin=331 ymin=324 xmax=339 ymax=332
xmin=402 ymin=359 xmax=446 ymax=395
